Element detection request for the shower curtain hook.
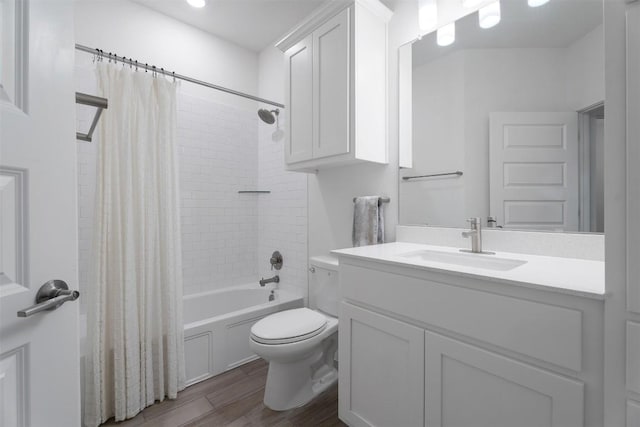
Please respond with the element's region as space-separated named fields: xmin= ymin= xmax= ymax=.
xmin=145 ymin=63 xmax=148 ymax=73
xmin=152 ymin=65 xmax=157 ymax=78
xmin=135 ymin=60 xmax=138 ymax=71
xmin=172 ymin=71 xmax=176 ymax=83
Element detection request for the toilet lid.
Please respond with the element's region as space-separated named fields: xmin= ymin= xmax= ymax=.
xmin=251 ymin=308 xmax=327 ymax=345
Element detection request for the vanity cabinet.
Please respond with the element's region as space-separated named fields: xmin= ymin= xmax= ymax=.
xmin=337 ymin=259 xmax=604 ymax=427
xmin=276 ymin=0 xmax=392 ymax=172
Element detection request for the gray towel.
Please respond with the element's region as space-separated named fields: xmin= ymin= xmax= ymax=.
xmin=352 ymin=196 xmax=385 ymax=247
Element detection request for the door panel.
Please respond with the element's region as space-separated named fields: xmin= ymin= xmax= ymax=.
xmin=0 ymin=0 xmax=80 ymax=426
xmin=339 ymin=302 xmax=424 ymax=427
xmin=285 ymin=36 xmax=313 ymax=163
xmin=313 ymin=8 xmax=350 ymax=159
xmin=490 ymin=112 xmax=579 ymax=231
xmin=425 ymin=331 xmax=584 ymax=427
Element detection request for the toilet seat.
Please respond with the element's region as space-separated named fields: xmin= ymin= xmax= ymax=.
xmin=251 ymin=308 xmax=328 ymax=345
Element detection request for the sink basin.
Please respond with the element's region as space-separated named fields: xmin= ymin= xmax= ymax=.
xmin=398 ymin=249 xmax=527 ymax=271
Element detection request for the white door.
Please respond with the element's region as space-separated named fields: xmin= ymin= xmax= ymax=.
xmin=0 ymin=1 xmax=81 ymax=426
xmin=489 ymin=112 xmax=579 ymax=231
xmin=313 ymin=7 xmax=350 ymax=159
xmin=285 ymin=36 xmax=314 ymax=164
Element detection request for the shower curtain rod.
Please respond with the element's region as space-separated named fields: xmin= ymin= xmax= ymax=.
xmin=75 ymin=44 xmax=285 ymax=109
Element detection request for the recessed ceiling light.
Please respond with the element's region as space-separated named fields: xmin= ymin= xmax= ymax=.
xmin=187 ymin=0 xmax=206 ymax=8
xmin=528 ymin=0 xmax=550 ymax=7
xmin=479 ymin=1 xmax=501 ymax=29
xmin=418 ymin=0 xmax=438 ymax=34
xmin=437 ymin=22 xmax=456 ymax=47
xmin=462 ymin=0 xmax=484 ymax=8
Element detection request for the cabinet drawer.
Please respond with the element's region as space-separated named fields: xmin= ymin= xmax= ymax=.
xmin=341 ymin=264 xmax=583 ymax=371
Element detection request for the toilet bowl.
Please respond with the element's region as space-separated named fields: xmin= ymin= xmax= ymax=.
xmin=249 ymin=255 xmax=339 ymax=411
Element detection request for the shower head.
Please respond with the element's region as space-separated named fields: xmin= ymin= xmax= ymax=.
xmin=258 ymin=108 xmax=279 ymax=125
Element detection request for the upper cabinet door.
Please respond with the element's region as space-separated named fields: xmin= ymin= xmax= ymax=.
xmin=313 ymin=8 xmax=350 ymax=159
xmin=285 ymin=36 xmax=314 ymax=163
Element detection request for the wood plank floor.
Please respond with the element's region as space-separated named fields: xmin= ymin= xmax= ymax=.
xmin=101 ymin=359 xmax=346 ymax=427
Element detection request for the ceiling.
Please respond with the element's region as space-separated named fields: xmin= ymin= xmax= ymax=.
xmin=413 ymin=0 xmax=602 ymax=67
xmin=133 ymin=0 xmax=328 ymax=52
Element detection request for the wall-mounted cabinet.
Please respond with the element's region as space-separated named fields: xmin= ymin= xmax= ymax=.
xmin=276 ymin=0 xmax=392 ymax=173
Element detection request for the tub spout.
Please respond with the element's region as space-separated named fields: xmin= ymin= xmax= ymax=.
xmin=259 ymin=275 xmax=279 ymax=287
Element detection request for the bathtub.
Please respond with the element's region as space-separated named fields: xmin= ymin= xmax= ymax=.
xmin=183 ymin=285 xmax=303 ymax=386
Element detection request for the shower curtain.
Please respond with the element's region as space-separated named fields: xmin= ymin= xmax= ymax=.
xmin=84 ymin=63 xmax=185 ymax=426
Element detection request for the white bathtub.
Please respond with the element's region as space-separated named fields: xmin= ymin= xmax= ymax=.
xmin=183 ymin=285 xmax=303 ymax=386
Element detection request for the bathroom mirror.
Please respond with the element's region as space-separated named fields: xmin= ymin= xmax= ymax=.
xmin=398 ymin=0 xmax=604 ymax=233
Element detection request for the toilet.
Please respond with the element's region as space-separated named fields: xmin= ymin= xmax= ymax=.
xmin=250 ymin=255 xmax=339 ymax=411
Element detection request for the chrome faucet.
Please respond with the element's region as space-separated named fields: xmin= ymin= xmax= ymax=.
xmin=461 ymin=217 xmax=483 ymax=253
xmin=259 ymin=275 xmax=280 ymax=287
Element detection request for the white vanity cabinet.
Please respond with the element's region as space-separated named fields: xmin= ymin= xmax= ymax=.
xmin=276 ymin=0 xmax=392 ymax=172
xmin=336 ymin=257 xmax=604 ymax=427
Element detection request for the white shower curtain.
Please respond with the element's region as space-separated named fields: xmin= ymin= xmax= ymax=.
xmin=84 ymin=63 xmax=185 ymax=426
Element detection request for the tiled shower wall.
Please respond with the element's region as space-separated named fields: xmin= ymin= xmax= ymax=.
xmin=77 ymin=85 xmax=308 ymax=305
xmin=78 ymin=91 xmax=262 ymax=300
xmin=257 ymin=115 xmax=308 ymax=300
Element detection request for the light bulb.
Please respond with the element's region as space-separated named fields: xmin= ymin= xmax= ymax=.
xmin=462 ymin=0 xmax=484 ymax=8
xmin=186 ymin=0 xmax=206 ymax=8
xmin=479 ymin=1 xmax=501 ymax=29
xmin=418 ymin=0 xmax=438 ymax=34
xmin=437 ymin=22 xmax=456 ymax=47
xmin=528 ymin=0 xmax=550 ymax=7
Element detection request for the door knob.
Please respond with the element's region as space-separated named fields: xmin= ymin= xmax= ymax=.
xmin=17 ymin=280 xmax=80 ymax=318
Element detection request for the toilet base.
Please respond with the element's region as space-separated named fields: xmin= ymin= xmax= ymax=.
xmin=263 ymin=334 xmax=338 ymax=411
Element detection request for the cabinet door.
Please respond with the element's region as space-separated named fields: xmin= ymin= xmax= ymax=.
xmin=313 ymin=7 xmax=350 ymax=159
xmin=339 ymin=303 xmax=424 ymax=427
xmin=425 ymin=331 xmax=584 ymax=427
xmin=285 ymin=36 xmax=313 ymax=163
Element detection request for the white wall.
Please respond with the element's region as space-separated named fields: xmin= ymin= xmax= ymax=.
xmin=403 ymin=27 xmax=604 ymax=227
xmin=257 ymin=46 xmax=309 ymax=300
xmin=566 ymin=25 xmax=605 ymax=111
xmin=74 ymin=0 xmax=258 ymax=109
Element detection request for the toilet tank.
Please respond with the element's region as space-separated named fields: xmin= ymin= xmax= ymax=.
xmin=309 ymin=255 xmax=339 ymax=317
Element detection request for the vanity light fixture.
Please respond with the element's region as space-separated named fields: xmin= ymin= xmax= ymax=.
xmin=186 ymin=0 xmax=206 ymax=8
xmin=437 ymin=22 xmax=456 ymax=46
xmin=479 ymin=1 xmax=501 ymax=29
xmin=418 ymin=0 xmax=438 ymax=34
xmin=528 ymin=0 xmax=550 ymax=7
xmin=462 ymin=0 xmax=484 ymax=8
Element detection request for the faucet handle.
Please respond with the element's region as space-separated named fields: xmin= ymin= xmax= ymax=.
xmin=467 ymin=217 xmax=481 ymax=226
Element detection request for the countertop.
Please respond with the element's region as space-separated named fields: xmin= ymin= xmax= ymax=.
xmin=332 ymin=242 xmax=606 ymax=300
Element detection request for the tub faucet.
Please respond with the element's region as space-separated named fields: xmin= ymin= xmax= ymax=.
xmin=259 ymin=275 xmax=279 ymax=287
xmin=461 ymin=217 xmax=483 ymax=253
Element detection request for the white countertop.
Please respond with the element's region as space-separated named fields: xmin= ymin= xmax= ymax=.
xmin=332 ymin=242 xmax=606 ymax=300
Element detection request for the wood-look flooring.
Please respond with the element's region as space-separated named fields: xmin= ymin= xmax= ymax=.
xmin=101 ymin=358 xmax=346 ymax=427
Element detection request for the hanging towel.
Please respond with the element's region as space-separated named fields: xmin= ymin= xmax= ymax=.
xmin=352 ymin=196 xmax=385 ymax=247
